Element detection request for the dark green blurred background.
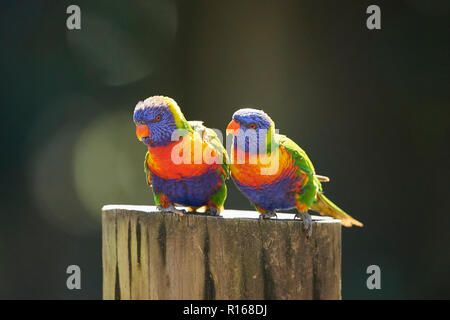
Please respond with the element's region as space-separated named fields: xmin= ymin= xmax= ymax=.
xmin=1 ymin=0 xmax=449 ymax=299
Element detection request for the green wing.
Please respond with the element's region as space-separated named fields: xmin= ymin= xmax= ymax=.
xmin=207 ymin=127 xmax=230 ymax=178
xmin=188 ymin=121 xmax=230 ymax=179
xmin=144 ymin=151 xmax=152 ymax=186
xmin=277 ymin=134 xmax=316 ymax=176
xmin=277 ymin=134 xmax=322 ymax=208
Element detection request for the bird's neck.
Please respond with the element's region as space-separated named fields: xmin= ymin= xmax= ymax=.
xmin=231 ymin=132 xmax=276 ymax=156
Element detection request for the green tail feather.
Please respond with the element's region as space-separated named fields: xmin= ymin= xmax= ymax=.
xmin=311 ymin=193 xmax=363 ymax=227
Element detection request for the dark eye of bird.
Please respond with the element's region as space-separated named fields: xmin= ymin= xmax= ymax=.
xmin=249 ymin=123 xmax=256 ymax=129
xmin=154 ymin=115 xmax=162 ymax=122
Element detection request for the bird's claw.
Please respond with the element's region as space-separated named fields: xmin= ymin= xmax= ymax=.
xmin=295 ymin=211 xmax=312 ymax=237
xmin=259 ymin=211 xmax=277 ymax=221
xmin=157 ymin=205 xmax=186 ymax=216
xmin=205 ymin=207 xmax=221 ymax=216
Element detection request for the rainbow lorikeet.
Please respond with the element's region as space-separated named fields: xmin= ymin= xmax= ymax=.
xmin=226 ymin=108 xmax=363 ymax=236
xmin=133 ymin=96 xmax=229 ymax=215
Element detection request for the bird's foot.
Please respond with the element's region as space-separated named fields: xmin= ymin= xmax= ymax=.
xmin=157 ymin=205 xmax=186 ymax=216
xmin=259 ymin=211 xmax=277 ymax=221
xmin=295 ymin=211 xmax=312 ymax=237
xmin=205 ymin=206 xmax=221 ymax=216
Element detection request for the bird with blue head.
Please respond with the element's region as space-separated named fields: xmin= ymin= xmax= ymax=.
xmin=227 ymin=108 xmax=363 ymax=236
xmin=133 ymin=96 xmax=229 ymax=215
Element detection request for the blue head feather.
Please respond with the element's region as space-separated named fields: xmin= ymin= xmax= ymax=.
xmin=231 ymin=108 xmax=274 ymax=154
xmin=133 ymin=98 xmax=178 ymax=147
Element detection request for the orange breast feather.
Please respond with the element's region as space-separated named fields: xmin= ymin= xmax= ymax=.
xmin=146 ymin=134 xmax=220 ymax=180
xmin=230 ymin=146 xmax=299 ymax=186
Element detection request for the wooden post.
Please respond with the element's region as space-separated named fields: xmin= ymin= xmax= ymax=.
xmin=102 ymin=205 xmax=341 ymax=300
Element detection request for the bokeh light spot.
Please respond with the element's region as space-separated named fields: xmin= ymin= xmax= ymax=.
xmin=66 ymin=0 xmax=177 ymax=86
xmin=72 ymin=111 xmax=153 ymax=219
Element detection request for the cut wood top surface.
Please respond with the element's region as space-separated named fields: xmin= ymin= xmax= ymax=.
xmin=102 ymin=205 xmax=340 ymax=224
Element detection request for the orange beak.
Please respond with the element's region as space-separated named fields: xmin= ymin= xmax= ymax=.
xmin=136 ymin=124 xmax=150 ymax=141
xmin=226 ymin=120 xmax=241 ymax=136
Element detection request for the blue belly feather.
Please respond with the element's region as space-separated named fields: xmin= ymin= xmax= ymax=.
xmin=233 ymin=176 xmax=298 ymax=211
xmin=151 ymin=169 xmax=222 ymax=207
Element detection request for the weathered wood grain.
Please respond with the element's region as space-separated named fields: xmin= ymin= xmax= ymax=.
xmin=102 ymin=205 xmax=341 ymax=300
